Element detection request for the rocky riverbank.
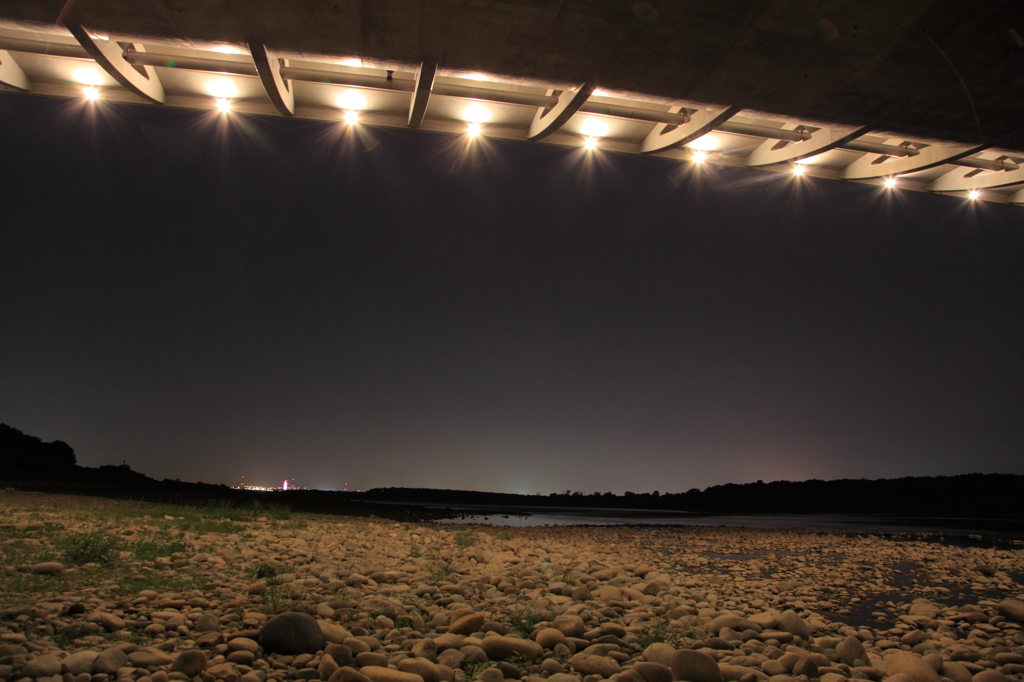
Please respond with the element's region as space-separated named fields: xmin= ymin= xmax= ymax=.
xmin=1 ymin=492 xmax=1023 ymax=682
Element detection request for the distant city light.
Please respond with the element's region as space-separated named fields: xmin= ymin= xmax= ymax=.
xmin=884 ymin=177 xmax=897 ymax=188
xmin=691 ymin=150 xmax=707 ymax=163
xmin=82 ymin=86 xmax=100 ymax=101
xmin=215 ymin=98 xmax=232 ymax=113
xmin=462 ymin=104 xmax=491 ymax=124
xmin=581 ymin=118 xmax=609 ymax=138
xmin=467 ymin=122 xmax=483 ymax=138
xmin=343 ymin=109 xmax=360 ymax=125
xmin=336 ymin=90 xmax=367 ymax=111
xmin=283 ymin=479 xmax=288 ymax=491
xmin=583 ymin=136 xmax=599 ymax=151
xmin=792 ymin=164 xmax=806 ymax=176
xmin=968 ymin=190 xmax=980 ymax=200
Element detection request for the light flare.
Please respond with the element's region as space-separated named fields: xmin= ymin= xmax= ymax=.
xmin=581 ymin=118 xmax=609 ymax=138
xmin=688 ymin=135 xmax=719 ymax=151
xmin=82 ymin=86 xmax=100 ymax=101
xmin=206 ymin=79 xmax=238 ymax=99
xmin=968 ymin=190 xmax=980 ymax=200
xmin=792 ymin=164 xmax=806 ymax=176
xmin=73 ymin=68 xmax=104 ymax=86
xmin=336 ymin=90 xmax=367 ymax=111
xmin=467 ymin=122 xmax=483 ymax=138
xmin=343 ymin=109 xmax=360 ymax=125
xmin=462 ymin=104 xmax=491 ymax=124
xmin=884 ymin=177 xmax=897 ymax=188
xmin=215 ymin=98 xmax=232 ymax=113
xmin=691 ymin=150 xmax=707 ymax=164
xmin=583 ymin=136 xmax=599 ymax=151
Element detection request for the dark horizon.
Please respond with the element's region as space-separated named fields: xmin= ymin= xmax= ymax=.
xmin=1 ymin=92 xmax=1022 ymax=494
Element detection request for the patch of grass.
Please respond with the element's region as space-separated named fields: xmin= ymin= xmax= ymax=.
xmin=409 ymin=545 xmax=424 ymax=559
xmin=549 ymin=565 xmax=577 ymax=586
xmin=502 ymin=603 xmax=550 ymax=636
xmin=463 ymin=660 xmax=496 ymax=680
xmin=495 ymin=530 xmax=515 ymax=541
xmin=635 ymin=617 xmax=682 ymax=649
xmin=174 ymin=518 xmax=245 ymax=534
xmin=255 ymin=563 xmax=279 ymax=580
xmin=427 ymin=548 xmax=456 ymax=583
xmin=132 ymin=538 xmax=189 ymax=562
xmin=56 ymin=531 xmax=122 ymax=565
xmin=454 ymin=531 xmax=477 ymax=549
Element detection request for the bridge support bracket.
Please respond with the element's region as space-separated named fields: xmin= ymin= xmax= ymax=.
xmin=66 ymin=24 xmax=165 ymax=104
xmin=249 ymin=42 xmax=294 ymax=115
xmin=528 ymin=84 xmax=594 ymax=140
xmin=0 ymin=49 xmax=30 ymax=90
xmin=641 ymin=104 xmax=740 ymax=154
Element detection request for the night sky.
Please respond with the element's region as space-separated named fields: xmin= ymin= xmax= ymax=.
xmin=1 ymin=92 xmax=1022 ymax=494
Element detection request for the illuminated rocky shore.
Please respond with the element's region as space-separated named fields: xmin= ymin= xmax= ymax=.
xmin=1 ymin=491 xmax=1022 ymax=682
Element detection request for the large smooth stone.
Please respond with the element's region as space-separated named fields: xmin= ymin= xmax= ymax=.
xmin=671 ymin=649 xmax=724 ymax=682
xmin=261 ymin=611 xmax=326 ymax=655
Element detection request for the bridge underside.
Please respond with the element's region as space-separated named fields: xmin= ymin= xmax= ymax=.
xmin=1 ymin=0 xmax=1023 ymax=203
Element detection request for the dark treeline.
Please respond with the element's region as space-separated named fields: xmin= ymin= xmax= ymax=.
xmin=3 ymin=423 xmax=1022 ymax=520
xmin=355 ymin=473 xmax=1024 ymax=519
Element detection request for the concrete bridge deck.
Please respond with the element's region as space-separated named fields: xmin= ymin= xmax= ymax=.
xmin=1 ymin=1 xmax=1022 ymax=203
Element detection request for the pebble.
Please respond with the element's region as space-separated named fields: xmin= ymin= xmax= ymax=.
xmin=671 ymin=649 xmax=724 ymax=682
xmin=30 ymin=562 xmax=64 ymax=575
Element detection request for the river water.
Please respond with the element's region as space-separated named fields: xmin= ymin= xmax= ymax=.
xmin=425 ymin=504 xmax=1024 ymax=540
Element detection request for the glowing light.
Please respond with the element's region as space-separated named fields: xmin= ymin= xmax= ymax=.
xmin=884 ymin=177 xmax=897 ymax=188
xmin=691 ymin=150 xmax=707 ymax=164
xmin=581 ymin=117 xmax=609 ymax=138
xmin=283 ymin=480 xmax=288 ymax=491
xmin=73 ymin=68 xmax=104 ymax=86
xmin=462 ymin=104 xmax=491 ymax=124
xmin=591 ymin=89 xmax=610 ymax=97
xmin=336 ymin=90 xmax=367 ymax=111
xmin=968 ymin=190 xmax=980 ymax=200
xmin=206 ymin=79 xmax=238 ymax=99
xmin=210 ymin=44 xmax=245 ymax=54
xmin=792 ymin=164 xmax=806 ymax=176
xmin=343 ymin=109 xmax=360 ymax=125
xmin=467 ymin=122 xmax=482 ymax=138
xmin=338 ymin=58 xmax=364 ymax=67
xmin=464 ymin=73 xmax=491 ymax=82
xmin=583 ymin=136 xmax=599 ymax=151
xmin=795 ymin=155 xmax=819 ymax=165
xmin=82 ymin=86 xmax=100 ymax=101
xmin=688 ymin=135 xmax=719 ymax=151
xmin=215 ymin=98 xmax=232 ymax=113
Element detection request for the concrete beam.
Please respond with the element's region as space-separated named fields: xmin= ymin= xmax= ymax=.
xmin=407 ymin=61 xmax=436 ymax=128
xmin=641 ymin=104 xmax=740 ymax=154
xmin=249 ymin=42 xmax=294 ymax=115
xmin=0 ymin=49 xmax=30 ymax=90
xmin=929 ymin=161 xmax=1024 ymax=193
xmin=841 ymin=142 xmax=985 ymax=180
xmin=527 ymin=84 xmax=593 ymax=141
xmin=745 ymin=124 xmax=869 ymax=167
xmin=66 ymin=24 xmax=164 ymax=104
xmin=1009 ymin=188 xmax=1024 ymax=205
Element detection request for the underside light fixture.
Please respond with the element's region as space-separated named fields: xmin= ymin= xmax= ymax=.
xmin=336 ymin=90 xmax=367 ymax=111
xmin=583 ymin=136 xmax=599 ymax=151
xmin=467 ymin=122 xmax=483 ymax=138
xmin=210 ymin=44 xmax=245 ymax=54
xmin=462 ymin=103 xmax=491 ymax=124
xmin=691 ymin=150 xmax=707 ymax=163
xmin=206 ymin=79 xmax=238 ymax=100
xmin=581 ymin=117 xmax=610 ymax=138
xmin=343 ymin=109 xmax=360 ymax=125
xmin=215 ymin=98 xmax=232 ymax=113
xmin=82 ymin=86 xmax=101 ymax=101
xmin=884 ymin=177 xmax=897 ymax=189
xmin=464 ymin=73 xmax=492 ymax=82
xmin=792 ymin=164 xmax=806 ymax=176
xmin=688 ymin=134 xmax=719 ymax=151
xmin=73 ymin=67 xmax=104 ymax=86
xmin=338 ymin=57 xmax=364 ymax=67
xmin=968 ymin=189 xmax=980 ymax=200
